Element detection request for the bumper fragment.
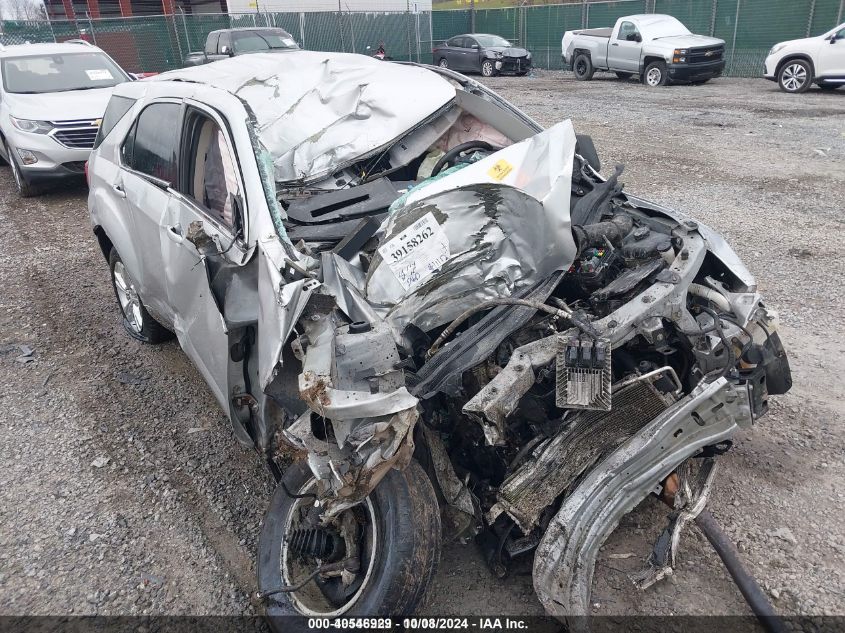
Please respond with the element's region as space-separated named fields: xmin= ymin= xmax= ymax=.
xmin=533 ymin=376 xmax=754 ymax=623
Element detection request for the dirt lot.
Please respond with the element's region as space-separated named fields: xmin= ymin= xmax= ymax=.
xmin=1 ymin=72 xmax=844 ymax=619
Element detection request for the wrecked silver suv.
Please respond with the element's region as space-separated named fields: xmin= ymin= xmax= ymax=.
xmin=87 ymin=52 xmax=792 ymax=622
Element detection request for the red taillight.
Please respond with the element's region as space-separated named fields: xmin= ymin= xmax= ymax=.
xmin=84 ymin=160 xmax=89 ymax=186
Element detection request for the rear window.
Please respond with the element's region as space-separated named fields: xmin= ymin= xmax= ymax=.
xmin=93 ymin=94 xmax=136 ymax=149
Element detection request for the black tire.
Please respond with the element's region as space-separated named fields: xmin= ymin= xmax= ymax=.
xmin=573 ymin=53 xmax=594 ymax=81
xmin=615 ymin=71 xmax=633 ymax=80
xmin=643 ymin=60 xmax=668 ymax=87
xmin=5 ymin=141 xmax=38 ymax=197
xmin=818 ymin=82 xmax=841 ymax=91
xmin=259 ymin=459 xmax=441 ymax=630
xmin=481 ymin=59 xmax=496 ymax=77
xmin=438 ymin=57 xmax=448 ymax=69
xmin=778 ymin=59 xmax=812 ymax=93
xmin=108 ymin=249 xmax=173 ymax=344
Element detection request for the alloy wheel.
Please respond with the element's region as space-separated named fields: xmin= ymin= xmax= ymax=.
xmin=482 ymin=60 xmax=494 ymax=77
xmin=438 ymin=58 xmax=448 ymax=68
xmin=112 ymin=260 xmax=144 ymax=334
xmin=646 ymin=67 xmax=663 ymax=86
xmin=782 ymin=63 xmax=807 ymax=92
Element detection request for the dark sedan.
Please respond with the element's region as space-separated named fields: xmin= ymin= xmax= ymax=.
xmin=432 ymin=33 xmax=532 ymax=77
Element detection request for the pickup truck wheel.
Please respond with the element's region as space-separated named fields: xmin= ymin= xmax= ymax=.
xmin=643 ymin=61 xmax=668 ymax=87
xmin=615 ymin=71 xmax=633 ymax=80
xmin=109 ymin=249 xmax=173 ymax=344
xmin=573 ymin=53 xmax=594 ymax=81
xmin=481 ymin=59 xmax=496 ymax=77
xmin=778 ymin=60 xmax=812 ymax=93
xmin=259 ymin=460 xmax=441 ymax=630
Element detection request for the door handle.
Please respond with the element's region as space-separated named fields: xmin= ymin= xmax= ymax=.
xmin=166 ymin=224 xmax=184 ymax=244
xmin=611 ymin=42 xmax=619 ymax=46
xmin=112 ymin=183 xmax=126 ymax=198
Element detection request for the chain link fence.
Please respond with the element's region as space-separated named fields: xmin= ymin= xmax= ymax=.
xmin=433 ymin=0 xmax=845 ymax=76
xmin=0 ymin=8 xmax=432 ymax=73
xmin=0 ymin=0 xmax=841 ymax=76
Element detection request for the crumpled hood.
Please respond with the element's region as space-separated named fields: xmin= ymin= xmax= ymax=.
xmin=361 ymin=120 xmax=578 ymax=337
xmin=486 ymin=46 xmax=530 ymax=57
xmin=651 ymin=34 xmax=724 ymax=48
xmin=157 ymin=52 xmax=456 ymax=184
xmin=5 ymin=88 xmax=114 ymax=122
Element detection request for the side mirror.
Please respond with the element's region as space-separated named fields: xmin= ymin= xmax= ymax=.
xmin=626 ymin=33 xmax=641 ymax=42
xmin=220 ymin=45 xmax=233 ymax=56
xmin=471 ymin=44 xmax=480 ymax=49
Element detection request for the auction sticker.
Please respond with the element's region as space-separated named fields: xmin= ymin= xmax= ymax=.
xmin=378 ymin=212 xmax=449 ymax=292
xmin=86 ymin=69 xmax=113 ymax=81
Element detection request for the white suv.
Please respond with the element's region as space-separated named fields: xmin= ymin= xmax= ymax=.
xmin=764 ymin=22 xmax=845 ymax=93
xmin=0 ymin=40 xmax=131 ymax=196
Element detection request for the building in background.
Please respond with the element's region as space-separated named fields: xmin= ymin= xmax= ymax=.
xmin=43 ymin=0 xmax=227 ymax=19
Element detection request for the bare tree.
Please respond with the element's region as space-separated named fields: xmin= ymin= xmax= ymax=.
xmin=0 ymin=0 xmax=49 ymax=21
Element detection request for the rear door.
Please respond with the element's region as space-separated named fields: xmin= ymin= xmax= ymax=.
xmin=159 ymin=101 xmax=249 ymax=413
xmin=607 ymin=20 xmax=642 ymax=72
xmin=116 ymin=100 xmax=183 ymax=327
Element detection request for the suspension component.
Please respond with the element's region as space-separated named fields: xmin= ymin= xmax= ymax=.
xmin=286 ymin=527 xmax=344 ymax=562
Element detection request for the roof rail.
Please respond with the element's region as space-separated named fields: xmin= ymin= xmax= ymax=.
xmin=65 ymin=39 xmax=94 ymax=47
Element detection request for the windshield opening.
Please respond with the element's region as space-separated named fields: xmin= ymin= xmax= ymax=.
xmin=1 ymin=52 xmax=128 ymax=94
xmin=232 ymin=29 xmax=299 ymax=53
xmin=474 ymin=34 xmax=511 ymax=48
xmin=643 ymin=16 xmax=693 ymax=40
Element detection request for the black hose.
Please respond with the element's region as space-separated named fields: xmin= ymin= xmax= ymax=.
xmin=695 ymin=510 xmax=787 ymax=633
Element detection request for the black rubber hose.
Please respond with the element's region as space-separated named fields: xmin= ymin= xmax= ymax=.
xmin=695 ymin=509 xmax=787 ymax=633
xmin=431 ymin=141 xmax=497 ymax=177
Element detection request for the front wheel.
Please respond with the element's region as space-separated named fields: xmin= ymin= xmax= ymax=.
xmin=643 ymin=61 xmax=668 ymax=87
xmin=481 ymin=59 xmax=496 ymax=77
xmin=259 ymin=459 xmax=441 ymax=630
xmin=778 ymin=59 xmax=812 ymax=93
xmin=5 ymin=141 xmax=37 ymax=197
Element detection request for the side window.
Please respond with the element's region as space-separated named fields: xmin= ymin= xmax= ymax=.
xmin=218 ymin=32 xmax=232 ymax=54
xmin=124 ymin=102 xmax=181 ymax=185
xmin=205 ymin=32 xmax=220 ymax=55
xmin=446 ymin=37 xmax=460 ymax=47
xmin=94 ymin=95 xmax=136 ymax=149
xmin=181 ymin=109 xmax=241 ymax=231
xmin=619 ymin=21 xmax=640 ymax=41
xmin=465 ymin=37 xmax=478 ymax=48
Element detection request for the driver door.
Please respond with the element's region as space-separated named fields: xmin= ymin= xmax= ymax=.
xmin=608 ymin=21 xmax=642 ymax=73
xmin=159 ymin=103 xmax=248 ymax=414
xmin=817 ymin=26 xmax=845 ymax=78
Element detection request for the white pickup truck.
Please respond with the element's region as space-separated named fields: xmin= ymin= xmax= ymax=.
xmin=562 ymin=14 xmax=726 ymax=86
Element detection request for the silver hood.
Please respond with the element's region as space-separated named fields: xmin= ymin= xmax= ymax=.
xmin=5 ymin=87 xmax=114 ymax=122
xmin=158 ymin=52 xmax=456 ymax=184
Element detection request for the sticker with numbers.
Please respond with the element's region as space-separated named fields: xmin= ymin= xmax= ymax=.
xmin=378 ymin=212 xmax=450 ymax=292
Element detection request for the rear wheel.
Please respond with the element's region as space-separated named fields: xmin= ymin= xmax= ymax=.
xmin=481 ymin=59 xmax=496 ymax=77
xmin=643 ymin=61 xmax=668 ymax=87
xmin=778 ymin=59 xmax=812 ymax=93
xmin=573 ymin=53 xmax=594 ymax=81
xmin=438 ymin=57 xmax=448 ymax=69
xmin=109 ymin=249 xmax=173 ymax=343
xmin=259 ymin=460 xmax=441 ymax=630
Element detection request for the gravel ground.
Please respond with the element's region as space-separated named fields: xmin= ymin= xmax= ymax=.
xmin=1 ymin=71 xmax=843 ymax=618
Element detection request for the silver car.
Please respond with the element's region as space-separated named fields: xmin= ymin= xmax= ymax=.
xmin=87 ymin=51 xmax=791 ymax=623
xmin=0 ymin=40 xmax=131 ymax=196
